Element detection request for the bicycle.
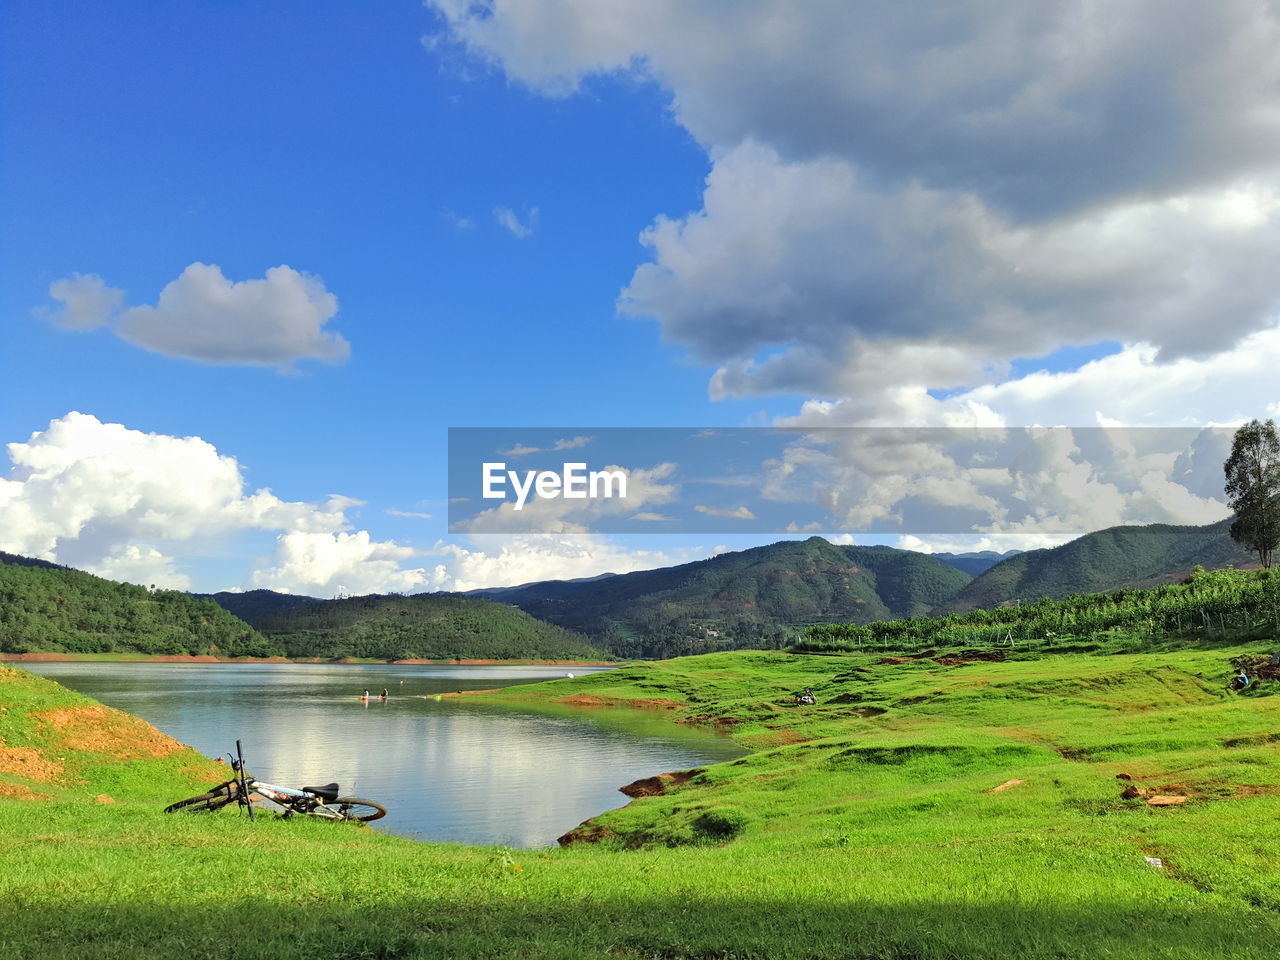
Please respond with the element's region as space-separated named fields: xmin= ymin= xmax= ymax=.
xmin=164 ymin=740 xmax=387 ymax=823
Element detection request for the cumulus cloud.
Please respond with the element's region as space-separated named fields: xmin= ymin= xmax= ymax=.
xmin=41 ymin=263 xmax=350 ymax=369
xmin=251 ymin=531 xmax=427 ymax=598
xmin=430 ymin=1 xmax=1280 ymax=419
xmin=0 ymin=413 xmax=421 ymax=594
xmin=423 ymin=534 xmax=702 ymax=592
xmin=41 ymin=273 xmax=124 ymax=330
xmin=782 ymin=327 xmax=1280 ymax=428
xmin=754 ymin=425 xmax=1231 ymax=537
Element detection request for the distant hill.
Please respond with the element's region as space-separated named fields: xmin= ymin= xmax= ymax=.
xmin=198 ymin=589 xmax=320 ymax=625
xmin=929 ymin=550 xmax=1020 ymax=578
xmin=251 ymin=592 xmax=603 ymax=661
xmin=469 ymin=537 xmax=973 ymax=658
xmin=950 ymin=518 xmax=1251 ymax=612
xmin=0 ymin=554 xmax=272 ymax=656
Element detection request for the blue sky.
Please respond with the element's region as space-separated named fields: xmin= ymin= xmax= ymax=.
xmin=3 ymin=2 xmax=1278 ymax=594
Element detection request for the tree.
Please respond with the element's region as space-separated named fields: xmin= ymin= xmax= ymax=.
xmin=1224 ymin=419 xmax=1280 ymax=568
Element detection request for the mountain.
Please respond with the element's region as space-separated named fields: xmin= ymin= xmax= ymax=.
xmin=250 ymin=592 xmax=602 ymax=661
xmin=950 ymin=518 xmax=1251 ymax=612
xmin=468 ymin=537 xmax=973 ymax=658
xmin=929 ymin=550 xmax=1020 ymax=577
xmin=0 ymin=555 xmax=272 ymax=657
xmin=0 ymin=551 xmax=66 ymax=571
xmin=198 ymin=589 xmax=320 ymax=625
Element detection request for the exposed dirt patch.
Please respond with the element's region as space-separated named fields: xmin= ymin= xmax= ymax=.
xmin=557 ymin=822 xmax=616 ymax=846
xmin=991 ymin=779 xmax=1026 ymax=792
xmin=619 ymin=768 xmax=705 ymax=798
xmin=0 ymin=781 xmax=51 ymax=801
xmin=95 ymin=794 xmax=115 ymax=804
xmin=1147 ymin=795 xmax=1188 ymax=806
xmin=36 ymin=705 xmax=186 ymax=759
xmin=754 ymin=727 xmax=812 ymax=746
xmin=0 ymin=744 xmax=63 ymax=781
xmin=0 ymin=652 xmax=79 ymax=662
xmin=555 ymin=694 xmax=612 ymax=707
xmin=628 ymin=697 xmax=683 ymax=711
xmin=878 ymin=656 xmax=916 ymax=665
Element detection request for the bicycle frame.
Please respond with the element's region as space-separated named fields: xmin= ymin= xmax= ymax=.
xmin=246 ymin=779 xmax=349 ymax=820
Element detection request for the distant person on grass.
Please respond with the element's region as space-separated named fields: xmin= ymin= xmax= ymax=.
xmin=796 ymin=688 xmax=816 ymax=706
xmin=1230 ymin=670 xmax=1250 ymax=691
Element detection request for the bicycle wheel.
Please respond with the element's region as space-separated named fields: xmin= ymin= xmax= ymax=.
xmin=164 ymin=782 xmax=236 ymax=814
xmin=331 ymin=797 xmax=387 ymax=822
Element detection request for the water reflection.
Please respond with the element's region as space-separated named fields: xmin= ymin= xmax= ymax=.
xmin=21 ymin=662 xmax=745 ymax=847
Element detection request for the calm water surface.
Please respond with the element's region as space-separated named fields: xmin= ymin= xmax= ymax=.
xmin=21 ymin=662 xmax=745 ymax=847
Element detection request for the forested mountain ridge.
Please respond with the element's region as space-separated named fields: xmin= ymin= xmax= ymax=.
xmin=469 ymin=537 xmax=974 ymax=658
xmin=1 ymin=556 xmax=601 ymax=661
xmin=950 ymin=518 xmax=1251 ymax=612
xmin=197 ymin=589 xmax=321 ymax=624
xmin=251 ymin=592 xmax=603 ymax=661
xmin=0 ymin=556 xmax=272 ymax=656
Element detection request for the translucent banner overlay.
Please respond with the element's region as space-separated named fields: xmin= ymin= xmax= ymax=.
xmin=447 ymin=426 xmax=1233 ymax=535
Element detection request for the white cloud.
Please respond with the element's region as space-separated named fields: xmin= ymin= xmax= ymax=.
xmin=424 ymin=534 xmax=704 ymax=592
xmin=694 ymin=504 xmax=756 ymax=520
xmin=494 ymin=205 xmax=539 ymax=238
xmin=0 ymin=413 xmax=419 ymax=596
xmin=783 ymin=329 xmax=1280 ymax=428
xmin=386 ymin=508 xmax=433 ymax=519
xmin=251 ymin=531 xmax=427 ymax=598
xmin=41 ymin=273 xmax=124 ymax=331
xmin=497 ymin=436 xmax=592 ymax=457
xmin=430 ymin=1 xmax=1280 ymax=422
xmin=41 ymin=263 xmax=350 ymax=369
xmin=499 ymin=443 xmax=544 ymax=457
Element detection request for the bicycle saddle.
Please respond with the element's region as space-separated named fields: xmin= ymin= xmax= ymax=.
xmin=303 ymin=783 xmax=340 ymax=801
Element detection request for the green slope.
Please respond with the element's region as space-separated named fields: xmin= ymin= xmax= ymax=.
xmin=0 ymin=557 xmax=272 ymax=657
xmin=951 ymin=518 xmax=1252 ymax=612
xmin=476 ymin=537 xmax=972 ymax=658
xmin=253 ymin=592 xmax=603 ymax=661
xmin=3 ymin=634 xmax=1279 ymax=959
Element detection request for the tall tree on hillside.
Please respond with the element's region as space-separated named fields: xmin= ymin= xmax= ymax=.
xmin=1224 ymin=418 xmax=1280 ymax=568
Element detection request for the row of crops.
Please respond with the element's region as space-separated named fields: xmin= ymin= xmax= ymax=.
xmin=795 ymin=566 xmax=1280 ymax=653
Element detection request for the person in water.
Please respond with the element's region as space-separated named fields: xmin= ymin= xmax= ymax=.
xmin=362 ymin=689 xmax=370 ymax=700
xmin=381 ymin=688 xmax=389 ymax=699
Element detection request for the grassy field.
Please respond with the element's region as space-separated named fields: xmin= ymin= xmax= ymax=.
xmin=2 ymin=640 xmax=1279 ymax=959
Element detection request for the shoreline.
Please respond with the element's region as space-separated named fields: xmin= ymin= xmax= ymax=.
xmin=0 ymin=652 xmax=617 ymax=666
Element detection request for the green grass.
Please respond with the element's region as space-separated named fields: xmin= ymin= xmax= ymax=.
xmin=3 ymin=641 xmax=1280 ymax=959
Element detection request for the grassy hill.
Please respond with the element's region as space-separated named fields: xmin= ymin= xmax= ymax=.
xmin=951 ymin=518 xmax=1251 ymax=612
xmin=0 ymin=555 xmax=273 ymax=657
xmin=252 ymin=592 xmax=603 ymax=661
xmin=472 ymin=537 xmax=973 ymax=658
xmin=2 ymin=623 xmax=1278 ymax=958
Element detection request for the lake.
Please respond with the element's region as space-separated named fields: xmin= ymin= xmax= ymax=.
xmin=19 ymin=661 xmax=746 ymax=847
